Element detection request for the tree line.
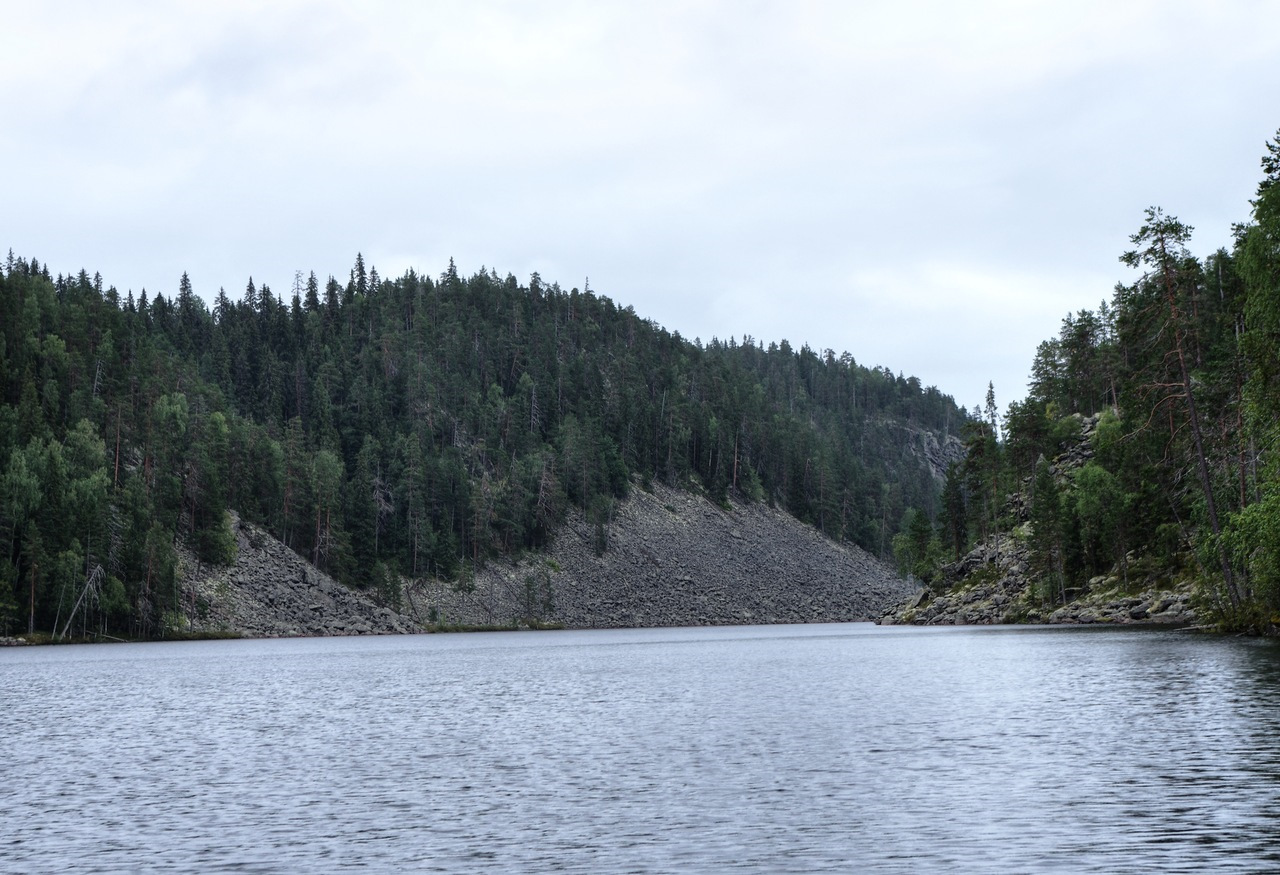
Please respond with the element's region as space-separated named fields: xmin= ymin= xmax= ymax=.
xmin=899 ymin=130 xmax=1280 ymax=630
xmin=0 ymin=250 xmax=964 ymax=637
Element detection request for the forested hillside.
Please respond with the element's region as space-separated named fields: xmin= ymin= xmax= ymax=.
xmin=0 ymin=251 xmax=963 ymax=638
xmin=907 ymin=130 xmax=1280 ymax=631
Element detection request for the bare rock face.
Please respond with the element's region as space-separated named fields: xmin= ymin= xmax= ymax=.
xmin=905 ymin=426 xmax=967 ymax=483
xmin=409 ymin=482 xmax=916 ymax=629
xmin=183 ymin=514 xmax=422 ymax=638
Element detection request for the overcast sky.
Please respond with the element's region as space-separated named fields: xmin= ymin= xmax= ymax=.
xmin=4 ymin=1 xmax=1279 ymax=411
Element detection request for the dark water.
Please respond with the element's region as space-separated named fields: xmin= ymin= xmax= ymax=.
xmin=3 ymin=623 xmax=1279 ymax=873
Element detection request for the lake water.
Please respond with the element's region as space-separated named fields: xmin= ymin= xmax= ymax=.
xmin=3 ymin=623 xmax=1279 ymax=873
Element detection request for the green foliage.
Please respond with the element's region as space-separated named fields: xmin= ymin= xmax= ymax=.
xmin=1027 ymin=458 xmax=1066 ymax=604
xmin=892 ymin=507 xmax=944 ymax=582
xmin=939 ymin=462 xmax=968 ymax=560
xmin=196 ymin=511 xmax=238 ymax=567
xmin=1071 ymin=463 xmax=1120 ymax=577
xmin=1218 ymin=494 xmax=1280 ymax=619
xmin=1216 ymin=128 xmax=1280 ymax=627
xmin=522 ymin=568 xmax=554 ymax=620
xmin=948 ymin=131 xmax=1280 ymax=628
xmin=371 ymin=561 xmax=401 ymax=611
xmin=0 ymin=243 xmax=968 ymax=635
xmin=101 ymin=575 xmax=130 ymax=628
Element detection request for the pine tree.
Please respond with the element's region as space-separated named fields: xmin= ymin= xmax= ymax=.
xmin=1121 ymin=208 xmax=1240 ymax=607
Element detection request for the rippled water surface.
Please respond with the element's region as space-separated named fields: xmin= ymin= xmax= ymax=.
xmin=4 ymin=623 xmax=1280 ymax=872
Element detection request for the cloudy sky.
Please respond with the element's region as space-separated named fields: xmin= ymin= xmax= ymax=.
xmin=4 ymin=1 xmax=1279 ymax=411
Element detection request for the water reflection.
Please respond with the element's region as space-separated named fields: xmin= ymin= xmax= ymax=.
xmin=3 ymin=624 xmax=1279 ymax=872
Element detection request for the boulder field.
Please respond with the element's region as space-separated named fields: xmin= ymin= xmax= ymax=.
xmin=184 ymin=482 xmax=915 ymax=637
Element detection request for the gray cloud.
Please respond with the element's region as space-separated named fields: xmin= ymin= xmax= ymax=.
xmin=4 ymin=1 xmax=1278 ymax=409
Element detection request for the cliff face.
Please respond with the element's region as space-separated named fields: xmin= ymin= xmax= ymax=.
xmin=183 ymin=483 xmax=914 ymax=637
xmin=906 ymin=426 xmax=966 ymax=483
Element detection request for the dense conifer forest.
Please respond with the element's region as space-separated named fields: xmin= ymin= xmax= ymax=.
xmin=10 ymin=131 xmax=1279 ymax=640
xmin=901 ymin=131 xmax=1280 ymax=632
xmin=0 ymin=249 xmax=962 ymax=638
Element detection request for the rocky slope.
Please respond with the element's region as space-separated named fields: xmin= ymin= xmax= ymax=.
xmin=409 ymin=481 xmax=914 ymax=629
xmin=183 ymin=514 xmax=421 ymax=637
xmin=183 ymin=484 xmax=914 ymax=637
xmin=877 ymin=412 xmax=1202 ymax=628
xmin=877 ymin=532 xmax=1198 ymax=627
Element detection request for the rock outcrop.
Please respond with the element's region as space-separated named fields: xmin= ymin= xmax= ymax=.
xmin=905 ymin=425 xmax=967 ymax=483
xmin=878 ymin=412 xmax=1202 ymax=629
xmin=877 ymin=532 xmax=1198 ymax=627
